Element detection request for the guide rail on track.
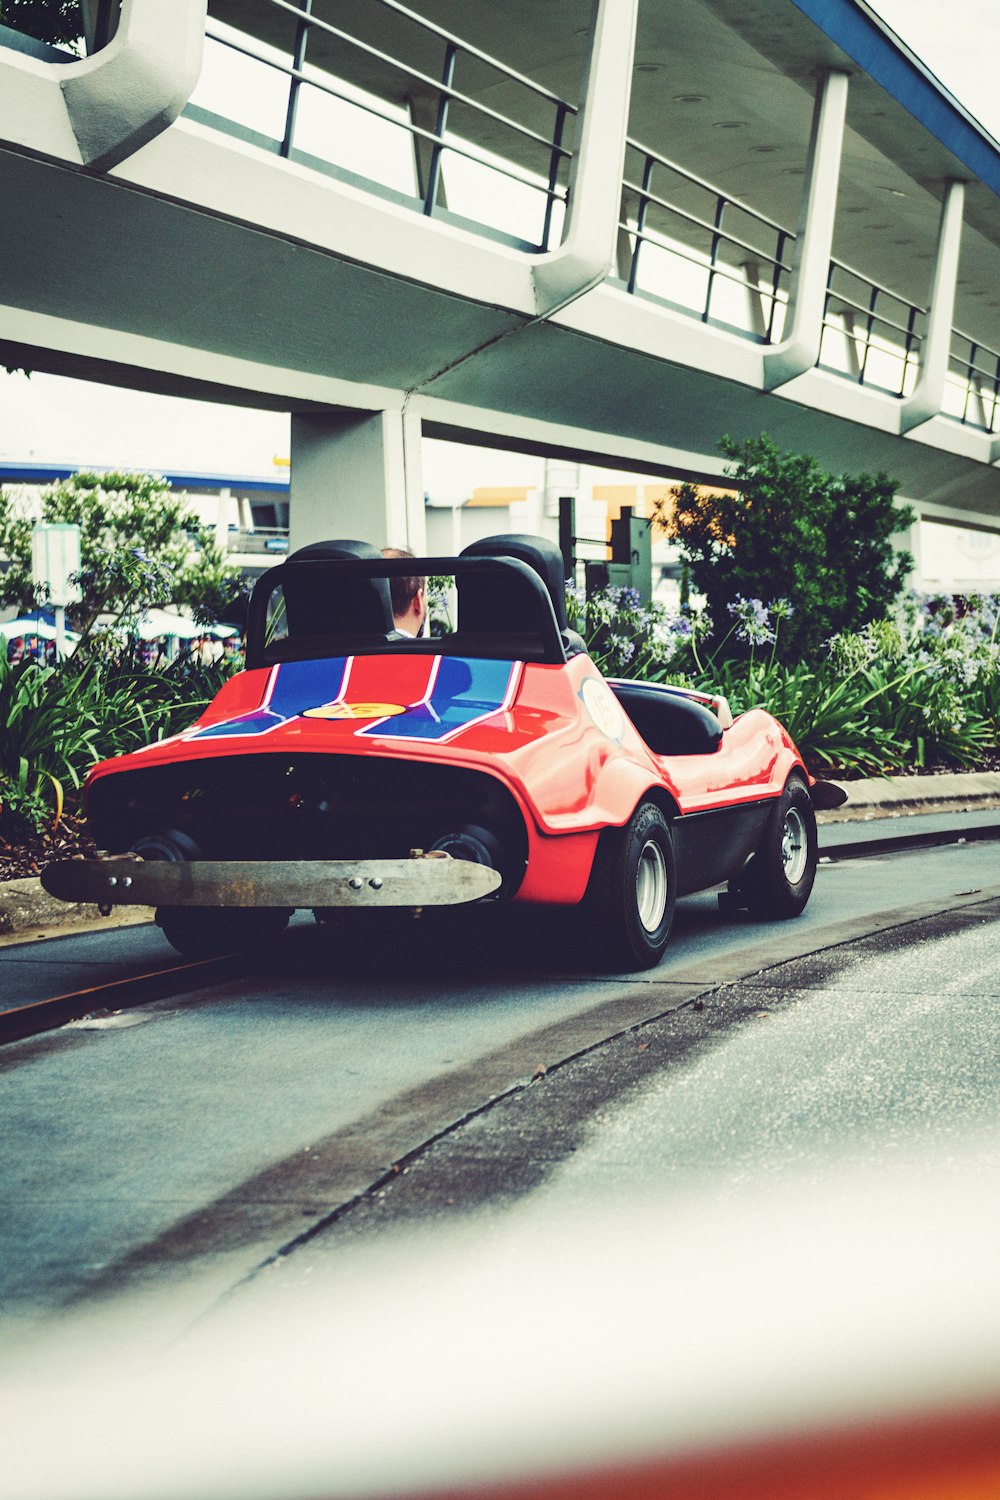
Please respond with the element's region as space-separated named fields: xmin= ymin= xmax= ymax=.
xmin=0 ymin=954 xmax=240 ymax=1046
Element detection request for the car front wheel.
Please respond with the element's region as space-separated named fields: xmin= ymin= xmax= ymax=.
xmin=740 ymin=775 xmax=818 ymax=918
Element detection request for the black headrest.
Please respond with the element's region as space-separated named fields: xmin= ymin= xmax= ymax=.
xmin=280 ymin=538 xmax=394 ymax=636
xmin=288 ymin=538 xmax=383 ymax=564
xmin=459 ymin=534 xmax=569 ymax=635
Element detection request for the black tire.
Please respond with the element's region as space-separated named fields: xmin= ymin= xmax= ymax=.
xmin=133 ymin=829 xmax=292 ymax=958
xmin=586 ymin=801 xmax=676 ymax=970
xmin=740 ymin=775 xmax=817 ymax=919
xmin=156 ymin=905 xmax=291 ymax=959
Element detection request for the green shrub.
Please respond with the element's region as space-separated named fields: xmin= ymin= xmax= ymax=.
xmin=575 ymin=580 xmax=1000 ymax=774
xmin=657 ymin=434 xmax=914 ymax=660
xmin=0 ymin=650 xmax=231 ymax=834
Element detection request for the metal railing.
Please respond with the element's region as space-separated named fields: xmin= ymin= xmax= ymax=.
xmin=194 ymin=0 xmax=576 ymax=250
xmin=946 ymin=331 xmax=1000 ymax=432
xmin=820 ymin=260 xmax=925 ymax=398
xmin=613 ymin=137 xmax=1000 ymax=432
xmin=617 ymin=138 xmax=793 ymax=338
xmin=188 ymin=7 xmax=1000 ymax=435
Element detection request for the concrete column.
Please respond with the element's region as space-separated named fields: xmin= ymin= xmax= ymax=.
xmin=62 ymin=0 xmax=207 ymax=169
xmin=900 ymin=179 xmax=966 ymax=434
xmin=616 ymin=220 xmax=634 ymax=282
xmin=543 ymin=457 xmax=580 ymax=520
xmin=840 ymin=309 xmax=864 ymax=380
xmin=532 ymin=0 xmax=638 ymax=314
xmin=214 ymin=486 xmax=232 ymax=550
xmin=891 ymin=515 xmax=924 ymax=591
xmin=969 ymin=375 xmax=989 ymax=431
xmin=289 ymin=408 xmax=425 ymax=554
xmin=762 ymin=69 xmax=849 ymax=391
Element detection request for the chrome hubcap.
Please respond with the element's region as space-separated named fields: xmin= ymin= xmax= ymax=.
xmin=636 ymin=838 xmax=668 ymax=932
xmin=781 ymin=807 xmax=808 ymax=883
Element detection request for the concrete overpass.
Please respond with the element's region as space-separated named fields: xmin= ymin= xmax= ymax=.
xmin=3 ymin=0 xmax=1000 ymax=551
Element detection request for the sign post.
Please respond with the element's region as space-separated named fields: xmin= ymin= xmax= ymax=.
xmin=31 ymin=523 xmax=81 ymax=658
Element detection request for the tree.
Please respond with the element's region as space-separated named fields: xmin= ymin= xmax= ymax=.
xmin=657 ymin=434 xmax=915 ymax=660
xmin=0 ymin=0 xmax=83 ymax=48
xmin=0 ymin=469 xmax=244 ymax=635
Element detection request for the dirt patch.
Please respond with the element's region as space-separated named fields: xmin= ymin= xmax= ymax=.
xmin=0 ymin=813 xmax=98 ymax=883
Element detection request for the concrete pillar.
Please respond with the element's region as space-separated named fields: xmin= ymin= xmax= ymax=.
xmin=840 ymin=309 xmax=864 ymax=380
xmin=289 ymin=408 xmax=425 ymax=554
xmin=891 ymin=514 xmax=924 ymax=592
xmin=214 ymin=486 xmax=232 ymax=550
xmin=969 ymin=375 xmax=989 ymax=431
xmin=762 ymin=69 xmax=849 ymax=391
xmin=900 ymin=179 xmax=966 ymax=433
xmin=543 ymin=457 xmax=580 ymax=520
xmin=532 ymin=0 xmax=638 ymax=314
xmin=62 ymin=0 xmax=207 ymax=170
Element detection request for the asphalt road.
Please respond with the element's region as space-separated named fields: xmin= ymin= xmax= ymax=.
xmin=2 ymin=839 xmax=999 ymax=1500
xmin=1 ymin=835 xmax=997 ymax=1330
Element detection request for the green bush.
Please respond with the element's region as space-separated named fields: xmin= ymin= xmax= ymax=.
xmin=688 ymin=592 xmax=1000 ymax=772
xmin=657 ymin=434 xmax=914 ymax=660
xmin=571 ymin=582 xmax=1000 ymax=775
xmin=0 ymin=469 xmax=244 ymax=637
xmin=0 ymin=650 xmax=229 ymax=835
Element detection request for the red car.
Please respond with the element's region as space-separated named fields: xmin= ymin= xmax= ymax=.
xmin=43 ymin=536 xmax=843 ymax=969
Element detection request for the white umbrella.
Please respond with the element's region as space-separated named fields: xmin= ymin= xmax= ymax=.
xmin=111 ymin=609 xmax=239 ymax=642
xmin=0 ymin=615 xmax=80 ymax=642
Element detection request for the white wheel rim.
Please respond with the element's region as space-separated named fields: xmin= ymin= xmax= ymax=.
xmin=636 ymin=838 xmax=668 ymax=932
xmin=782 ymin=807 xmax=808 ymax=883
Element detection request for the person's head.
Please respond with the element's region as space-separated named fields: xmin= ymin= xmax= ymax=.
xmin=382 ymin=546 xmax=427 ymax=635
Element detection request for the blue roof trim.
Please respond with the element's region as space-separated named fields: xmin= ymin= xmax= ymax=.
xmin=0 ymin=461 xmax=290 ymax=491
xmin=791 ymin=0 xmax=1000 ymax=199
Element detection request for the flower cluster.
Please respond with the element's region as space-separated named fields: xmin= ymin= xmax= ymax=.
xmin=565 ymin=582 xmax=702 ymax=680
xmin=826 ymin=617 xmax=904 ymax=673
xmin=724 ymin=595 xmax=793 ymax=649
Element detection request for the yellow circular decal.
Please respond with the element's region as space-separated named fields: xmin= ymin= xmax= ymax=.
xmin=581 ymin=678 xmax=625 ymax=740
xmin=303 ymin=701 xmax=406 ymax=720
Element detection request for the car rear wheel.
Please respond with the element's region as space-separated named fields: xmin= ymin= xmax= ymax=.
xmin=133 ymin=830 xmax=292 ymax=958
xmin=586 ymin=802 xmax=676 ymax=970
xmin=156 ymin=905 xmax=291 ymax=959
xmin=740 ymin=776 xmax=818 ymax=918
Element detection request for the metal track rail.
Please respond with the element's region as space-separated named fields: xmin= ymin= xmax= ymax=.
xmin=0 ymin=953 xmax=240 ymax=1047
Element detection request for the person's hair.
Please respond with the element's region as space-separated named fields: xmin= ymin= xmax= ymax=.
xmin=382 ymin=545 xmax=426 ymax=618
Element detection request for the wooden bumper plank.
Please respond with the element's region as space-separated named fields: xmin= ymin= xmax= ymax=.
xmin=40 ymin=857 xmax=502 ymax=909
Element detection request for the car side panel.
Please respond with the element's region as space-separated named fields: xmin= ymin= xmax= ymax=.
xmin=672 ymin=801 xmax=774 ymax=896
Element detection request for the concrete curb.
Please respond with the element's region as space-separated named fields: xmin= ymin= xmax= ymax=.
xmin=817 ymin=770 xmax=1000 ymax=822
xmin=2 ymin=772 xmax=998 ymax=944
xmin=0 ymin=878 xmax=153 ymax=947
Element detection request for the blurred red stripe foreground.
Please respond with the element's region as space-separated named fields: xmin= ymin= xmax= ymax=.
xmin=419 ymin=1403 xmax=1000 ymax=1500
